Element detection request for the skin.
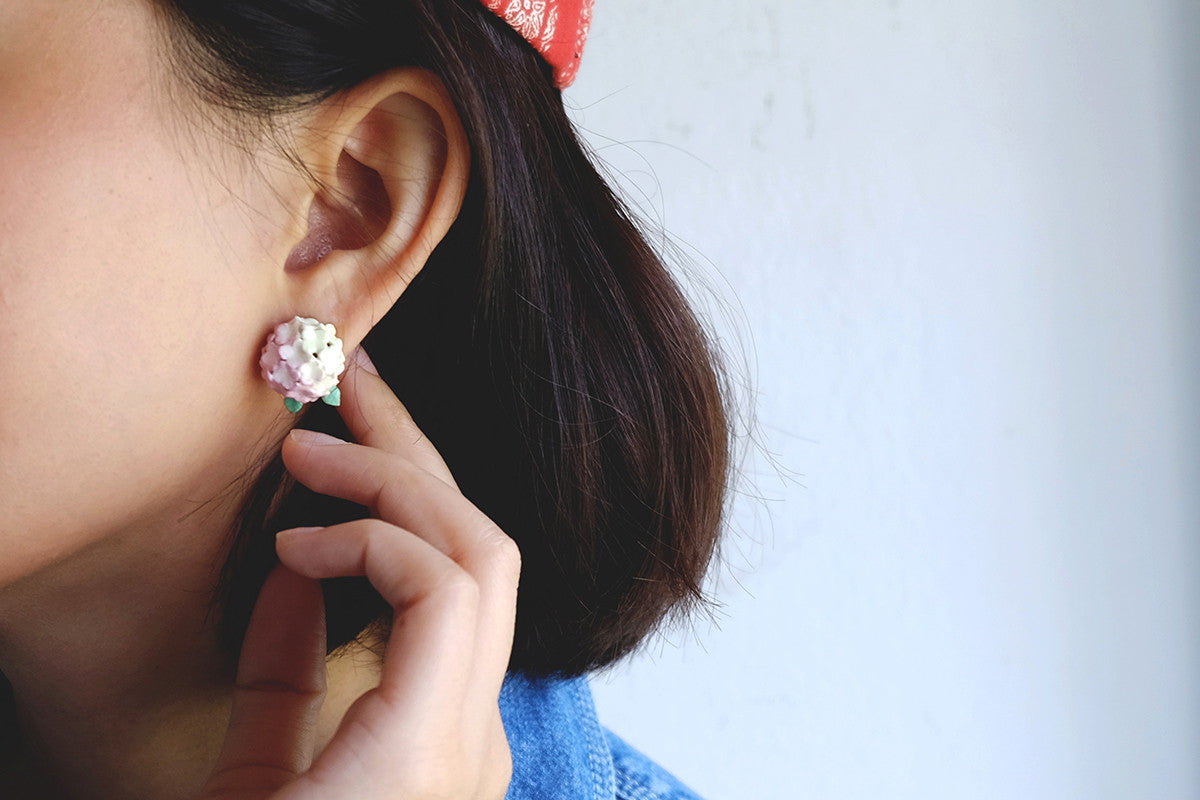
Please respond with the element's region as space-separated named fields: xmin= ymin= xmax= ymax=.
xmin=0 ymin=1 xmax=515 ymax=797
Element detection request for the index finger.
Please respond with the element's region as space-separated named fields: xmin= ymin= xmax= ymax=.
xmin=337 ymin=347 xmax=459 ymax=490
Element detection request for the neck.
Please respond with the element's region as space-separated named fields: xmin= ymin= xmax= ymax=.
xmin=0 ymin=496 xmax=381 ymax=800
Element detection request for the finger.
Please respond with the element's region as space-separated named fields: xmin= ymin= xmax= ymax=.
xmin=277 ymin=518 xmax=515 ymax=764
xmin=276 ymin=520 xmax=482 ymax=705
xmin=338 ymin=347 xmax=459 ymax=489
xmin=275 ymin=521 xmax=494 ymax=792
xmin=280 ymin=431 xmax=520 ymax=706
xmin=281 ymin=430 xmax=521 ymax=595
xmin=200 ymin=566 xmax=326 ymax=800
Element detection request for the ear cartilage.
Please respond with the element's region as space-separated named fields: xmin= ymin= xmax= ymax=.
xmin=259 ymin=316 xmax=347 ymax=414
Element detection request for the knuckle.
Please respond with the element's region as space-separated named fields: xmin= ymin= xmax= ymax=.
xmin=359 ymin=518 xmax=396 ymax=559
xmin=489 ymin=532 xmax=522 ymax=580
xmin=478 ymin=527 xmax=521 ymax=582
xmin=382 ymin=467 xmax=419 ymax=505
xmin=355 ymin=517 xmax=386 ymax=545
xmin=431 ymin=566 xmax=480 ymax=608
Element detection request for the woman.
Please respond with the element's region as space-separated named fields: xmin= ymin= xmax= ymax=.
xmin=0 ymin=0 xmax=732 ymax=797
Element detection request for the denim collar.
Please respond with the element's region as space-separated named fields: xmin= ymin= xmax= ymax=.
xmin=499 ymin=672 xmax=615 ymax=800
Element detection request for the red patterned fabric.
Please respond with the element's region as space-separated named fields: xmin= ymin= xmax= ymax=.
xmin=481 ymin=0 xmax=595 ymax=88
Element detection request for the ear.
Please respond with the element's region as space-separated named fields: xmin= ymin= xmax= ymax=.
xmin=276 ymin=67 xmax=469 ymax=350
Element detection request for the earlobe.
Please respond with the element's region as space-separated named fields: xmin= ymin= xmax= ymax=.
xmin=279 ymin=68 xmax=470 ymax=351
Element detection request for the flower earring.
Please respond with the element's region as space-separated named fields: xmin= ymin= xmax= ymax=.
xmin=259 ymin=316 xmax=347 ymax=413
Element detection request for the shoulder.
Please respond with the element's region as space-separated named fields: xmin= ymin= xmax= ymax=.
xmin=604 ymin=729 xmax=706 ymax=800
xmin=499 ymin=672 xmax=706 ymax=800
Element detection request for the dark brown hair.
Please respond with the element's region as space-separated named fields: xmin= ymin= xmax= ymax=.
xmin=154 ymin=0 xmax=733 ymax=677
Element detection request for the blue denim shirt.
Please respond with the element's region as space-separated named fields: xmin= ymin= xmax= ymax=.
xmin=499 ymin=673 xmax=704 ymax=800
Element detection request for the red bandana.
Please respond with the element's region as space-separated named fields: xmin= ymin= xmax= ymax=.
xmin=481 ymin=0 xmax=595 ymax=88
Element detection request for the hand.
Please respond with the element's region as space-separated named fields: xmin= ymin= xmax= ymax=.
xmin=199 ymin=349 xmax=520 ymax=799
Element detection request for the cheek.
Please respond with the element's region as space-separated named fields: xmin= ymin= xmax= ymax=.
xmin=0 ymin=160 xmax=278 ymax=580
xmin=0 ymin=172 xmax=267 ymax=537
xmin=0 ymin=71 xmax=278 ymax=576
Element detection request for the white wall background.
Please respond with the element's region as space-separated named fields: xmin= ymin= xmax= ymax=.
xmin=566 ymin=2 xmax=1200 ymax=798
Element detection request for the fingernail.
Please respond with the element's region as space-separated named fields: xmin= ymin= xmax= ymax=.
xmin=288 ymin=429 xmax=346 ymax=447
xmin=352 ymin=347 xmax=379 ymax=376
xmin=276 ymin=526 xmax=325 ymax=541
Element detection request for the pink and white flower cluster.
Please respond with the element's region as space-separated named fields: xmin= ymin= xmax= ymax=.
xmin=259 ymin=316 xmax=346 ymax=406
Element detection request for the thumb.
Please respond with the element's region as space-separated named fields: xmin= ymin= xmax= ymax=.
xmin=200 ymin=563 xmax=328 ymax=800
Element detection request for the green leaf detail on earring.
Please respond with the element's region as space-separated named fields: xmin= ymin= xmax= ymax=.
xmin=322 ymin=387 xmax=341 ymax=407
xmin=284 ymin=397 xmax=304 ymax=414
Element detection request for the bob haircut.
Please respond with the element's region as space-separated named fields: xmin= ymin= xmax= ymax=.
xmin=151 ymin=0 xmax=733 ymax=677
